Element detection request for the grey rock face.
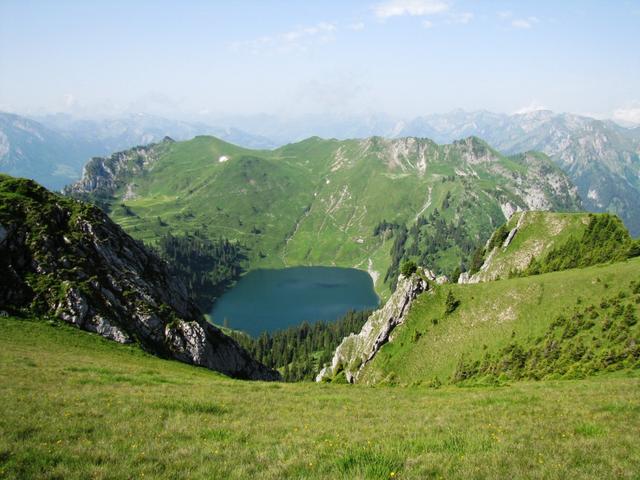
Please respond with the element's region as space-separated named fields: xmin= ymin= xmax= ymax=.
xmin=317 ymin=272 xmax=428 ymax=383
xmin=64 ymin=140 xmax=166 ymax=200
xmin=0 ymin=177 xmax=278 ymax=381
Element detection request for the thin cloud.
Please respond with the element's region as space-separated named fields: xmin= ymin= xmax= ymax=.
xmin=513 ymin=101 xmax=550 ymax=114
xmin=448 ymin=11 xmax=473 ymax=24
xmin=511 ymin=16 xmax=539 ymax=29
xmin=230 ymin=22 xmax=337 ymax=54
xmin=62 ymin=93 xmax=76 ymax=109
xmin=422 ymin=19 xmax=433 ymax=28
xmin=374 ymin=0 xmax=450 ymax=19
xmin=348 ymin=22 xmax=365 ymax=31
xmin=613 ymin=102 xmax=640 ymax=125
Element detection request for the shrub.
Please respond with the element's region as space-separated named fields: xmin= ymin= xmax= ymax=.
xmin=623 ymin=305 xmax=637 ymax=326
xmin=400 ymin=260 xmax=418 ymax=278
xmin=427 ymin=376 xmax=442 ymax=388
xmin=411 ymin=330 xmax=422 ymax=343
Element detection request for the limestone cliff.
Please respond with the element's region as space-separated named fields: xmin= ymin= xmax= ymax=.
xmin=316 ymin=270 xmax=430 ymax=383
xmin=0 ymin=174 xmax=278 ymax=381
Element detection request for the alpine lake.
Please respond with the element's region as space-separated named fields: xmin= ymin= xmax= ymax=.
xmin=209 ymin=266 xmax=379 ymax=337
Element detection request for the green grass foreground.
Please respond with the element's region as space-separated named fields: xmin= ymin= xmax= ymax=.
xmin=1 ymin=317 xmax=639 ymax=479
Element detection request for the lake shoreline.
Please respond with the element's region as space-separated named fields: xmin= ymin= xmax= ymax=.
xmin=209 ymin=266 xmax=379 ymax=337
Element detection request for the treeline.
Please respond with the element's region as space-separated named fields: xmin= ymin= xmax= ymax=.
xmin=384 ymin=224 xmax=408 ymax=289
xmin=376 ymin=208 xmax=483 ymax=289
xmin=520 ymin=214 xmax=640 ymax=277
xmin=154 ymin=231 xmax=245 ymax=311
xmin=227 ymin=310 xmax=372 ymax=382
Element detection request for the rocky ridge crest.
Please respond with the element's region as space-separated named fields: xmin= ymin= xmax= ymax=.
xmin=316 ymin=269 xmax=436 ymax=383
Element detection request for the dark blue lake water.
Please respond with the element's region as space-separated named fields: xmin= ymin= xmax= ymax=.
xmin=209 ymin=266 xmax=379 ymax=337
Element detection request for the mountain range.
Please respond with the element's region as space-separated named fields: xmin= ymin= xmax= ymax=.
xmin=395 ymin=110 xmax=640 ymax=235
xmin=2 ymin=109 xmax=639 ymax=235
xmin=219 ymin=109 xmax=640 ymax=236
xmin=65 ymin=134 xmax=580 ymax=297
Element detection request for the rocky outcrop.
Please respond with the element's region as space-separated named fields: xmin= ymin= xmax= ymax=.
xmin=316 ymin=271 xmax=429 ymax=383
xmin=63 ymin=137 xmax=173 ymax=205
xmin=0 ymin=174 xmax=278 ymax=380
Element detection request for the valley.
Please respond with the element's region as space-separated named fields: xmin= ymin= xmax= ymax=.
xmin=2 ymin=3 xmax=639 ymax=478
xmin=66 ymin=135 xmax=581 ymax=298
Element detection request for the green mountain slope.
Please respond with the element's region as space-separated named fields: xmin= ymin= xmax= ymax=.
xmin=2 ymin=315 xmax=639 ymax=479
xmin=66 ymin=135 xmax=581 ymax=296
xmin=460 ymin=211 xmax=640 ymax=283
xmin=362 ymin=257 xmax=640 ymax=385
xmin=344 ymin=211 xmax=640 ymax=386
xmin=460 ymin=211 xmax=591 ymax=283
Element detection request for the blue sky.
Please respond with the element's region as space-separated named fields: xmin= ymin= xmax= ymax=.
xmin=1 ymin=0 xmax=639 ymax=122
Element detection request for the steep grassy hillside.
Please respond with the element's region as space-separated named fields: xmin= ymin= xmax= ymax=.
xmin=463 ymin=212 xmax=639 ymax=284
xmin=361 ymin=257 xmax=640 ymax=386
xmin=2 ymin=315 xmax=639 ymax=479
xmin=67 ymin=135 xmax=581 ymax=296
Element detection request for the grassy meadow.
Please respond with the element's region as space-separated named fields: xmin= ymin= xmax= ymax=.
xmin=1 ymin=315 xmax=639 ymax=479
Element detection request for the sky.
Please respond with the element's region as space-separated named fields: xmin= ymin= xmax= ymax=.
xmin=1 ymin=0 xmax=639 ymax=123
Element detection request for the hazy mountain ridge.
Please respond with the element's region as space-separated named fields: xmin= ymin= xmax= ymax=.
xmin=34 ymin=113 xmax=277 ymax=151
xmin=394 ymin=110 xmax=640 ymax=235
xmin=0 ymin=111 xmax=276 ymax=190
xmin=0 ymin=112 xmax=95 ymax=190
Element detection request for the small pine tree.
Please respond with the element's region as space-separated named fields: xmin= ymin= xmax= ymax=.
xmin=469 ymin=246 xmax=485 ymax=275
xmin=444 ymin=290 xmax=460 ymax=315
